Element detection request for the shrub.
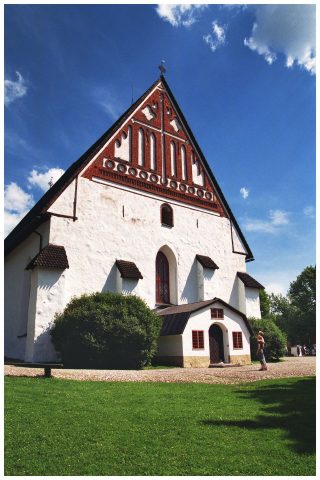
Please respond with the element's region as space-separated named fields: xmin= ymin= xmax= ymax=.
xmin=50 ymin=292 xmax=162 ymax=369
xmin=248 ymin=317 xmax=287 ymax=361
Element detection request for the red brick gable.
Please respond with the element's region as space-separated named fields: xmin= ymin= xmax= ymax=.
xmin=82 ymin=81 xmax=226 ymax=216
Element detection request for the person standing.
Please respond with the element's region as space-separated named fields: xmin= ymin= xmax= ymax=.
xmin=257 ymin=331 xmax=268 ymax=371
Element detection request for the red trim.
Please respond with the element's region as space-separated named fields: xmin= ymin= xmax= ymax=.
xmin=232 ymin=332 xmax=243 ymax=349
xmin=192 ymin=330 xmax=205 ymax=350
xmin=211 ymin=308 xmax=224 ymax=319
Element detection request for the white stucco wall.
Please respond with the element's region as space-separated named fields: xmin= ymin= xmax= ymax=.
xmin=182 ymin=302 xmax=251 ymax=361
xmin=47 ymin=177 xmax=248 ymax=311
xmin=4 ymin=221 xmax=50 ymax=360
xmin=27 ymin=269 xmax=66 ymax=362
xmin=5 ymin=176 xmax=260 ymax=363
xmin=245 ymin=287 xmax=262 ymax=319
xmin=158 ymin=335 xmax=183 ymax=356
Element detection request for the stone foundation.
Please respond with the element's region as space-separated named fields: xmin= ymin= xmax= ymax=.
xmin=155 ymin=355 xmax=210 ymax=368
xmin=228 ymin=354 xmax=251 ymax=365
xmin=183 ymin=356 xmax=210 ymax=368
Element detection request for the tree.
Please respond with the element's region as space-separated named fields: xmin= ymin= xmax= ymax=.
xmin=259 ymin=289 xmax=270 ymax=318
xmin=50 ymin=292 xmax=162 ymax=369
xmin=288 ymin=266 xmax=316 ymax=344
xmin=269 ymin=266 xmax=316 ymax=345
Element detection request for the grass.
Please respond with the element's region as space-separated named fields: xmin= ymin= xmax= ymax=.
xmin=5 ymin=376 xmax=315 ymax=476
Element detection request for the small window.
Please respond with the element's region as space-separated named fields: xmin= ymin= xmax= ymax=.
xmin=161 ymin=204 xmax=173 ymax=227
xmin=192 ymin=330 xmax=204 ymax=349
xmin=211 ymin=308 xmax=224 ymax=319
xmin=232 ymin=332 xmax=243 ymax=349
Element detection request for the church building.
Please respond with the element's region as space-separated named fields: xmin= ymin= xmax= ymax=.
xmin=4 ymin=74 xmax=264 ymax=367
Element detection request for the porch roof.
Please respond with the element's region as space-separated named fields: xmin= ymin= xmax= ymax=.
xmin=158 ymin=297 xmax=253 ymax=336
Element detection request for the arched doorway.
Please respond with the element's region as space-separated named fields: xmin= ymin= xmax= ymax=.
xmin=209 ymin=324 xmax=225 ymax=364
xmin=156 ymin=251 xmax=170 ymax=304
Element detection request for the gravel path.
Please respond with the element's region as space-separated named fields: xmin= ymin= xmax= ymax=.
xmin=4 ymin=356 xmax=315 ymax=385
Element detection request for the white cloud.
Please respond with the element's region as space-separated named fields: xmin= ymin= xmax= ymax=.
xmin=27 ymin=167 xmax=65 ymax=192
xmin=244 ymin=5 xmax=316 ymax=75
xmin=203 ymin=20 xmax=227 ymax=53
xmin=155 ymin=4 xmax=207 ymax=27
xmin=303 ymin=205 xmax=315 ymax=219
xmin=4 ymin=167 xmax=65 ymax=236
xmin=4 ymin=71 xmax=28 ymax=106
xmin=243 ymin=209 xmax=290 ymax=234
xmin=4 ymin=182 xmax=34 ymax=237
xmin=240 ymin=187 xmax=249 ymax=199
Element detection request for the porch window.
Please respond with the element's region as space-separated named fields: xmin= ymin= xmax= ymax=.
xmin=211 ymin=308 xmax=224 ymax=319
xmin=232 ymin=332 xmax=243 ymax=349
xmin=192 ymin=330 xmax=204 ymax=349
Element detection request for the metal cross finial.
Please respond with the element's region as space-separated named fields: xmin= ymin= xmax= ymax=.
xmin=158 ymin=60 xmax=166 ymax=76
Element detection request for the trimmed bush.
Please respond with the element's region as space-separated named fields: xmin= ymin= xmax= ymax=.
xmin=50 ymin=292 xmax=162 ymax=369
xmin=248 ymin=317 xmax=287 ymax=361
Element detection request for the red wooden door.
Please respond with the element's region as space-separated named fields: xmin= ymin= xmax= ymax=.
xmin=156 ymin=252 xmax=170 ymax=304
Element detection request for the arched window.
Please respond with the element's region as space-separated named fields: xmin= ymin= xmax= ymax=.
xmin=150 ymin=133 xmax=156 ymax=170
xmin=181 ymin=145 xmax=187 ymax=180
xmin=161 ymin=204 xmax=173 ymax=227
xmin=170 ymin=142 xmax=176 ymax=177
xmin=138 ymin=128 xmax=145 ymax=166
xmin=156 ymin=251 xmax=170 ymax=304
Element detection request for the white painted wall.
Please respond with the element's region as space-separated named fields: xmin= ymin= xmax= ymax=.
xmin=245 ymin=287 xmax=261 ymax=318
xmin=4 ymin=221 xmax=50 ymax=360
xmin=5 ymin=176 xmax=260 ymax=362
xmin=47 ymin=177 xmax=249 ymax=311
xmin=158 ymin=335 xmax=183 ymax=356
xmin=182 ymin=302 xmax=251 ymax=360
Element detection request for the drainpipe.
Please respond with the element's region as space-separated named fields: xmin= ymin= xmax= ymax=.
xmin=33 ymin=231 xmax=43 ymax=252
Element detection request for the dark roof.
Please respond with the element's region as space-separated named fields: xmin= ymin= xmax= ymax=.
xmin=116 ymin=260 xmax=143 ymax=280
xmin=158 ymin=297 xmax=253 ymax=336
xmin=237 ymin=272 xmax=264 ymax=289
xmin=5 ymin=75 xmax=253 ymax=261
xmin=26 ymin=244 xmax=69 ymax=270
xmin=160 ymin=312 xmax=190 ymax=336
xmin=196 ymin=255 xmax=219 ymax=270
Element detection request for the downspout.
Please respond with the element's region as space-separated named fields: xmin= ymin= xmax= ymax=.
xmin=33 ymin=231 xmax=43 ymax=252
xmin=73 ymin=175 xmax=78 ymax=221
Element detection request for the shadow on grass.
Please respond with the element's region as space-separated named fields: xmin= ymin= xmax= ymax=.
xmin=202 ymin=377 xmax=315 ymax=455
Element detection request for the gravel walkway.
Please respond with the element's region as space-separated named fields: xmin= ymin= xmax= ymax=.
xmin=4 ymin=356 xmax=315 ymax=385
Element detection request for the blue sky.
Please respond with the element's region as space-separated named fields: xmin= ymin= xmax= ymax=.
xmin=4 ymin=4 xmax=316 ymax=295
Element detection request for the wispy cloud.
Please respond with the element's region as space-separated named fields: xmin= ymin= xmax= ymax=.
xmin=303 ymin=205 xmax=315 ymax=219
xmin=203 ymin=20 xmax=227 ymax=53
xmin=92 ymin=86 xmax=125 ymax=121
xmin=28 ymin=167 xmax=65 ymax=192
xmin=240 ymin=187 xmax=249 ymax=199
xmin=244 ymin=5 xmax=316 ymax=74
xmin=4 ymin=71 xmax=28 ymax=106
xmin=243 ymin=209 xmax=290 ymax=234
xmin=155 ymin=4 xmax=207 ymax=27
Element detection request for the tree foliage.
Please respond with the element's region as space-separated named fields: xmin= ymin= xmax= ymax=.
xmin=259 ymin=289 xmax=270 ymax=318
xmin=248 ymin=317 xmax=287 ymax=361
xmin=269 ymin=266 xmax=316 ymax=344
xmin=50 ymin=292 xmax=162 ymax=369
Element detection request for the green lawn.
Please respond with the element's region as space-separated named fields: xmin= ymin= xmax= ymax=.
xmin=5 ymin=376 xmax=315 ymax=476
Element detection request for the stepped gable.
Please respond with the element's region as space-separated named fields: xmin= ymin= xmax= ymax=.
xmin=82 ymin=79 xmax=226 ymax=216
